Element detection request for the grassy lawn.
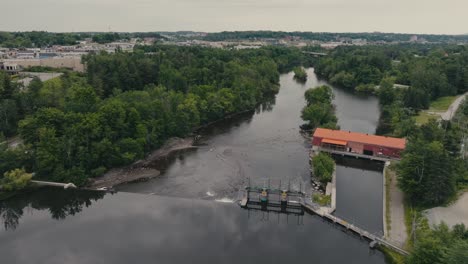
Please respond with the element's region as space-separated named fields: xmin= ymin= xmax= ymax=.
xmin=428 ymin=96 xmax=457 ymax=111
xmin=414 ymin=111 xmax=439 ymax=125
xmin=415 ymin=95 xmax=459 ymax=125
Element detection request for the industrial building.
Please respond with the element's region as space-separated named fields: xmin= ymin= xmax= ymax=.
xmin=312 ymin=128 xmax=406 ymax=159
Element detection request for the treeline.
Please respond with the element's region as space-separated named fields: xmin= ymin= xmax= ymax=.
xmin=316 ymin=45 xmax=468 ymax=106
xmin=0 ymin=31 xmax=164 ymax=48
xmin=313 ymin=44 xmax=468 ymax=205
xmin=1 ymin=45 xmax=305 ymax=187
xmin=203 ymin=31 xmax=468 ymax=43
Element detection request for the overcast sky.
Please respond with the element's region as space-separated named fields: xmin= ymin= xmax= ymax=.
xmin=2 ymin=0 xmax=467 ymax=34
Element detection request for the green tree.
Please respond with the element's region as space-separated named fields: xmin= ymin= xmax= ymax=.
xmin=293 ymin=66 xmax=307 ymax=81
xmin=407 ymin=235 xmax=445 ymax=264
xmin=312 ymin=153 xmax=334 ymax=184
xmin=1 ymin=168 xmax=32 ymax=191
xmin=378 ymin=77 xmax=397 ymax=106
xmin=65 ymin=85 xmax=99 ymax=113
xmin=0 ymin=99 xmax=18 ymax=136
xmin=398 ymin=140 xmax=457 ymax=206
xmin=304 ymin=85 xmax=333 ymax=105
xmin=443 ymin=240 xmax=468 ymax=263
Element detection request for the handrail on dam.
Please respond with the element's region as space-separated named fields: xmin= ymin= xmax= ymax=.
xmin=300 ymin=198 xmax=409 ymax=256
xmin=239 ymin=187 xmax=409 ymax=256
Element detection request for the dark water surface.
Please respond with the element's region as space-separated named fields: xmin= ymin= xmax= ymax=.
xmin=334 ymin=156 xmax=385 ymax=234
xmin=0 ymin=69 xmax=387 ymax=263
xmin=117 ymin=69 xmax=379 ymax=199
xmin=0 ymin=188 xmax=385 ymax=264
xmin=118 ymin=68 xmax=383 ymax=233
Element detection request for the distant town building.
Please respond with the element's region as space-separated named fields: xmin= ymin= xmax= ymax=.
xmin=0 ymin=62 xmax=21 ymax=75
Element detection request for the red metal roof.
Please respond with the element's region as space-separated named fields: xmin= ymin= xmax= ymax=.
xmin=313 ymin=128 xmax=406 ymax=150
xmin=322 ymin=139 xmax=347 ymax=145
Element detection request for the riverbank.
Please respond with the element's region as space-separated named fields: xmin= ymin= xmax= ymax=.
xmin=88 ymin=137 xmax=196 ymax=189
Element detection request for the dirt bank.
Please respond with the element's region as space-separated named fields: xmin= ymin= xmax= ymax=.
xmin=88 ymin=137 xmax=196 ymax=189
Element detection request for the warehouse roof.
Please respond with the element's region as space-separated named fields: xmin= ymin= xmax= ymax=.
xmin=313 ymin=128 xmax=406 ymax=150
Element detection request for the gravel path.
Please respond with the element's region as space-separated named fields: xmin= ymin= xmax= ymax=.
xmin=386 ymin=166 xmax=407 ymax=247
xmin=425 ymin=192 xmax=468 ymax=228
xmin=441 ymin=92 xmax=468 ymax=120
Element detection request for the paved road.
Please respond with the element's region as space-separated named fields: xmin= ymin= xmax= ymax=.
xmin=441 ymin=92 xmax=468 ymax=120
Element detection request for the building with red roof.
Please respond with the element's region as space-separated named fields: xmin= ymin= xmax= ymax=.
xmin=312 ymin=128 xmax=406 ymax=159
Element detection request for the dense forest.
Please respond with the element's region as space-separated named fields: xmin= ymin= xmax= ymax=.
xmin=0 ymin=45 xmax=307 ymax=187
xmin=314 ymin=44 xmax=468 ymax=205
xmin=203 ymin=31 xmax=468 ymax=43
xmin=0 ymin=31 xmax=164 ymax=48
xmin=311 ymin=44 xmax=468 ymax=262
xmin=408 ymin=222 xmax=468 ymax=264
xmin=315 ymin=44 xmax=468 ymax=99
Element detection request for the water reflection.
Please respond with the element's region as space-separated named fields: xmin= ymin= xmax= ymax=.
xmin=333 ymin=155 xmax=385 ymax=172
xmin=333 ymin=157 xmax=384 ymax=234
xmin=0 ymin=189 xmax=386 ymax=264
xmin=256 ymin=96 xmax=276 ymax=113
xmin=0 ymin=188 xmax=105 ymax=230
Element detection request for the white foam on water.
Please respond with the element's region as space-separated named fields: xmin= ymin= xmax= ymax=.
xmin=215 ymin=198 xmax=234 ymax=203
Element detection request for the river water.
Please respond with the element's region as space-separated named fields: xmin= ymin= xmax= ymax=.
xmin=118 ymin=68 xmax=383 ymax=234
xmin=0 ymin=188 xmax=385 ymax=264
xmin=0 ymin=69 xmax=386 ymax=263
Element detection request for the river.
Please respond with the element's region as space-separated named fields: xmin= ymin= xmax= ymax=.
xmin=0 ymin=68 xmax=386 ymax=263
xmin=118 ymin=68 xmax=383 ymax=234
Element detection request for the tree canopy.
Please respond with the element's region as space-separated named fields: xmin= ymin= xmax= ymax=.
xmin=1 ymin=45 xmax=306 ymax=186
xmin=301 ymin=85 xmax=338 ymax=129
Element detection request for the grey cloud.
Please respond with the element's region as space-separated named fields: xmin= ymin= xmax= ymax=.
xmin=1 ymin=0 xmax=467 ymax=34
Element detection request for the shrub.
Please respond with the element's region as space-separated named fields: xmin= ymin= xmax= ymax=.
xmin=312 ymin=152 xmax=334 ymax=184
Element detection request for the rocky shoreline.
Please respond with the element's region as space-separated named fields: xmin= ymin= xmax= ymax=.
xmin=88 ymin=137 xmax=196 ymax=189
